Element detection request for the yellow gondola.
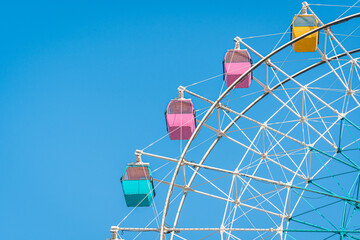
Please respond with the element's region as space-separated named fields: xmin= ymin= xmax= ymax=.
xmin=291 ymin=14 xmax=319 ymax=52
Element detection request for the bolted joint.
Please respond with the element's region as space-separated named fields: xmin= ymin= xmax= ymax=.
xmin=110 ymin=226 xmax=119 ymax=240
xmin=337 ymin=112 xmax=346 ymax=119
xmin=264 ymin=86 xmax=272 ymax=93
xmin=350 ymin=58 xmax=358 ymax=64
xmin=183 ymin=185 xmax=191 ymax=193
xmin=216 ymin=102 xmax=230 ymax=112
xmin=178 ymin=86 xmax=186 ymax=92
xmin=276 ymin=226 xmax=284 ymax=235
xmin=216 ymin=102 xmax=223 ymax=109
xmin=324 ymin=27 xmax=332 ymax=35
xmin=162 ymin=226 xmax=171 ymax=234
xmin=234 ymin=40 xmax=240 ymax=50
xmin=135 ymin=150 xmax=143 ymax=163
xmin=301 ymin=5 xmax=308 ymax=14
xmin=234 ymin=36 xmax=241 ymax=44
xmin=220 ymin=224 xmax=226 ymax=234
xmin=260 ymin=122 xmax=268 ymax=130
xmin=347 ymin=89 xmax=355 ymax=96
xmin=217 ymin=130 xmax=226 ymax=137
xmin=321 ymin=54 xmax=328 ymax=62
xmin=299 ymin=116 xmax=307 ymax=123
xmin=265 ymin=58 xmax=272 ymax=66
xmin=178 ymin=87 xmax=185 ymax=99
xmin=285 ymin=181 xmax=293 ymax=188
xmin=302 ymin=2 xmax=309 ymax=10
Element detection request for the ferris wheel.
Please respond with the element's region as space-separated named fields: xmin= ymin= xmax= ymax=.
xmin=110 ymin=2 xmax=360 ymax=240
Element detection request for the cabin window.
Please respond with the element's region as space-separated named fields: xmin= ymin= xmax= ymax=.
xmin=225 ymin=51 xmax=249 ymax=63
xmin=169 ymin=101 xmax=193 ymax=114
xmin=124 ymin=167 xmax=150 ymax=180
xmin=294 ymin=16 xmax=317 ymax=27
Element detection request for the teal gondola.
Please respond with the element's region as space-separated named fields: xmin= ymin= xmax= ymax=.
xmin=120 ymin=164 xmax=155 ymax=207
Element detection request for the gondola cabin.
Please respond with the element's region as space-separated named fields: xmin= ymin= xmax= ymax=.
xmin=291 ymin=14 xmax=319 ymax=52
xmin=223 ymin=49 xmax=252 ymax=88
xmin=120 ymin=164 xmax=155 ymax=207
xmin=166 ymin=99 xmax=196 ymax=140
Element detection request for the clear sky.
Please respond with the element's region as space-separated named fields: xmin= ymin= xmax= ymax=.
xmin=0 ymin=1 xmax=359 ymax=240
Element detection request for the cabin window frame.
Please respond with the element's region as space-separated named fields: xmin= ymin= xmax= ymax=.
xmin=294 ymin=15 xmax=317 ymax=27
xmin=124 ymin=166 xmax=150 ymax=181
xmin=168 ymin=100 xmax=194 ymax=114
xmin=225 ymin=50 xmax=250 ymax=63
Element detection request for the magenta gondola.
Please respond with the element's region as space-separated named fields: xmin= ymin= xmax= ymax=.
xmin=223 ymin=49 xmax=252 ymax=88
xmin=165 ymin=99 xmax=196 ymax=140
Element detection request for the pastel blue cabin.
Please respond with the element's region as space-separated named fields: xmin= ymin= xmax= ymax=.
xmin=121 ymin=165 xmax=155 ymax=207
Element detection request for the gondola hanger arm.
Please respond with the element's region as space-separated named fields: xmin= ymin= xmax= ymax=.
xmin=234 ymin=37 xmax=240 ymax=50
xmin=302 ymin=1 xmax=309 ymax=14
xmin=133 ymin=149 xmax=149 ymax=166
xmin=177 ymin=86 xmax=185 ymax=99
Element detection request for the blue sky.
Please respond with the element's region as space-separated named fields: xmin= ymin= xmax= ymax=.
xmin=0 ymin=1 xmax=359 ymax=239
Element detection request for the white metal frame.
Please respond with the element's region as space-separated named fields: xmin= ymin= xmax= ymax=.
xmin=112 ymin=6 xmax=360 ymax=240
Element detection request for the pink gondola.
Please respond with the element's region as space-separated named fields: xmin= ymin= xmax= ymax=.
xmin=223 ymin=49 xmax=252 ymax=88
xmin=165 ymin=99 xmax=196 ymax=140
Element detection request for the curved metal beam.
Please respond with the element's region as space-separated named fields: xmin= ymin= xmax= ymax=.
xmin=159 ymin=12 xmax=360 ymax=240
xmin=167 ymin=48 xmax=360 ymax=239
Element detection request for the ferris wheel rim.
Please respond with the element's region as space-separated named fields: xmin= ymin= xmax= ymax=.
xmin=113 ymin=47 xmax=360 ymax=237
xmin=159 ymin=12 xmax=360 ymax=240
xmin=165 ymin=47 xmax=360 ymax=239
xmin=109 ymin=11 xmax=360 ymax=240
